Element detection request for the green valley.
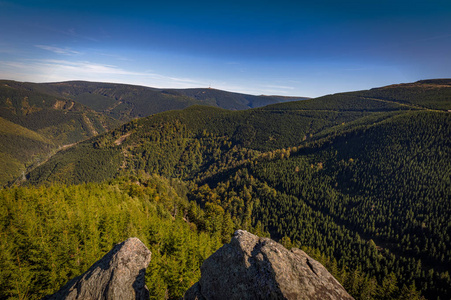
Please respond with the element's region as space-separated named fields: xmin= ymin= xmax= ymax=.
xmin=0 ymin=81 xmax=121 ymax=185
xmin=0 ymin=80 xmax=306 ymax=186
xmin=1 ymin=79 xmax=450 ymax=299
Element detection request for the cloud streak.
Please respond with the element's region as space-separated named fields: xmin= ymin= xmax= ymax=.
xmin=33 ymin=59 xmax=148 ymax=75
xmin=265 ymin=84 xmax=295 ymax=90
xmin=0 ymin=59 xmax=204 ymax=88
xmin=35 ymin=45 xmax=81 ymax=55
xmin=0 ymin=58 xmax=300 ymax=95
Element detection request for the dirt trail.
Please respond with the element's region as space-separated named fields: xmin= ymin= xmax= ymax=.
xmin=82 ymin=114 xmax=98 ymax=136
xmin=114 ymin=132 xmax=132 ymax=145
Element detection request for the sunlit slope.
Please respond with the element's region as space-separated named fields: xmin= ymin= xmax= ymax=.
xmin=0 ymin=81 xmax=121 ymax=185
xmin=20 ymin=80 xmax=451 ymax=299
xmin=0 ymin=174 xmax=226 ymax=300
xmin=356 ymin=79 xmax=451 ymax=110
xmin=0 ymin=117 xmax=54 ymax=184
xmin=0 ymin=81 xmax=120 ymax=144
xmin=24 ymin=79 xmax=443 ymax=185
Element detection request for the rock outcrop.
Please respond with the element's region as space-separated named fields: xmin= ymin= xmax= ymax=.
xmin=184 ymin=230 xmax=353 ymax=300
xmin=44 ymin=232 xmax=353 ymax=300
xmin=43 ymin=237 xmax=151 ymax=300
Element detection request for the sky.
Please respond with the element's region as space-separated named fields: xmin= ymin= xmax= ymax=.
xmin=0 ymin=0 xmax=450 ymax=97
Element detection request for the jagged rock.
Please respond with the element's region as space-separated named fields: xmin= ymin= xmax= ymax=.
xmin=184 ymin=230 xmax=353 ymax=300
xmin=43 ymin=237 xmax=151 ymax=300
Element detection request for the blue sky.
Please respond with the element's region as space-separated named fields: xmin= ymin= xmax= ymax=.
xmin=0 ymin=0 xmax=450 ymax=97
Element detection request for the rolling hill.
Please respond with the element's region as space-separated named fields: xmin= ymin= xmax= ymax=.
xmin=0 ymin=79 xmax=306 ymax=185
xmin=0 ymin=117 xmax=53 ymax=184
xmin=41 ymin=81 xmax=308 ymax=122
xmin=22 ymin=79 xmax=451 ymax=299
xmin=3 ymin=79 xmax=451 ymax=299
xmin=0 ymin=80 xmax=121 ymax=185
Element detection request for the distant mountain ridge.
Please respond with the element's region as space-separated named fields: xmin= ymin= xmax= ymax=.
xmin=161 ymin=87 xmax=307 ymax=112
xmin=0 ymin=79 xmax=307 ymax=185
xmin=18 ymin=78 xmax=451 ymax=186
xmin=41 ymin=81 xmax=308 ymax=121
xmin=1 ymin=80 xmax=308 ymax=123
xmin=0 ymin=80 xmax=121 ymax=184
xmin=2 ymin=78 xmax=450 ymax=187
xmin=2 ymin=78 xmax=450 ymax=299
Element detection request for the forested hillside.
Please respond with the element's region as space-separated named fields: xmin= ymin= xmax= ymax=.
xmin=0 ymin=79 xmax=305 ymax=185
xmin=0 ymin=174 xmax=232 ymax=299
xmin=41 ymin=81 xmax=302 ymax=121
xmin=0 ymin=81 xmax=121 ymax=185
xmin=4 ymin=80 xmax=451 ymax=299
xmin=0 ymin=117 xmax=53 ymax=185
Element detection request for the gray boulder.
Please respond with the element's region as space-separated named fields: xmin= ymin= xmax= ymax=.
xmin=44 ymin=237 xmax=151 ymax=300
xmin=184 ymin=230 xmax=353 ymax=300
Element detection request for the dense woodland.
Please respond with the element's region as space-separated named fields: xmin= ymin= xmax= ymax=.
xmin=1 ymin=80 xmax=297 ymax=122
xmin=0 ymin=82 xmax=121 ymax=185
xmin=0 ymin=174 xmax=233 ymax=299
xmin=1 ymin=79 xmax=450 ymax=299
xmin=0 ymin=79 xmax=300 ymax=186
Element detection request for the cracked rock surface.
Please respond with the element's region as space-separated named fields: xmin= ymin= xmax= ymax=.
xmin=184 ymin=230 xmax=353 ymax=300
xmin=43 ymin=237 xmax=151 ymax=300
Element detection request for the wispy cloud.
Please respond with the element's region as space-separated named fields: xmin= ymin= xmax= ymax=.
xmin=35 ymin=45 xmax=81 ymax=55
xmin=94 ymin=52 xmax=133 ymax=61
xmin=264 ymin=84 xmax=295 ymax=90
xmin=0 ymin=58 xmax=296 ymax=95
xmin=342 ymin=67 xmax=368 ymax=72
xmin=0 ymin=58 xmax=302 ymax=95
xmin=32 ymin=59 xmax=147 ymax=75
xmin=209 ymin=82 xmax=297 ymax=96
xmin=0 ymin=59 xmax=204 ymax=88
